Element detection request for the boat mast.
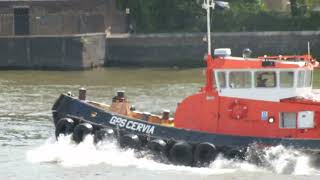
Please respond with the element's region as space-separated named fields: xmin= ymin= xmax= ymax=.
xmin=203 ymin=0 xmax=215 ymax=92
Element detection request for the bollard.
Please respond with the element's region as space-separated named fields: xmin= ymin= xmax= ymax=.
xmin=117 ymin=90 xmax=125 ymax=98
xmin=162 ymin=109 xmax=170 ymax=120
xmin=130 ymin=105 xmax=136 ymax=111
xmin=117 ymin=90 xmax=125 ymax=102
xmin=79 ymin=88 xmax=87 ymax=100
xmin=142 ymin=112 xmax=151 ymax=121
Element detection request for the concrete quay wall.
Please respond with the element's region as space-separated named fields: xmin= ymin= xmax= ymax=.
xmin=0 ymin=33 xmax=105 ymax=70
xmin=0 ymin=31 xmax=319 ymax=70
xmin=106 ymin=31 xmax=320 ymax=67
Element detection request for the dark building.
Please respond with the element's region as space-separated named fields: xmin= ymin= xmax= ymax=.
xmin=0 ymin=0 xmax=128 ymax=70
xmin=0 ymin=0 xmax=127 ymax=36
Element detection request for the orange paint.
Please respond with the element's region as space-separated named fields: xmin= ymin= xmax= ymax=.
xmin=174 ymin=55 xmax=320 ymax=139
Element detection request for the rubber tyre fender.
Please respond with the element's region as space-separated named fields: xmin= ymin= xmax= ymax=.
xmin=119 ymin=134 xmax=141 ymax=149
xmin=72 ymin=123 xmax=93 ymax=143
xmin=169 ymin=141 xmax=193 ymax=166
xmin=55 ymin=118 xmax=75 ymax=139
xmin=147 ymin=139 xmax=167 ymax=155
xmin=224 ymin=148 xmax=245 ymax=160
xmin=94 ymin=128 xmax=115 ymax=143
xmin=194 ymin=142 xmax=218 ymax=166
xmin=52 ymin=112 xmax=60 ymax=127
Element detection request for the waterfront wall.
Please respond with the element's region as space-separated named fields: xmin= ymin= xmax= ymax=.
xmin=0 ymin=33 xmax=105 ymax=70
xmin=0 ymin=31 xmax=319 ymax=70
xmin=106 ymin=31 xmax=320 ymax=67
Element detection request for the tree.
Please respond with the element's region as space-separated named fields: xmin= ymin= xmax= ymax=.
xmin=115 ymin=0 xmax=320 ymax=32
xmin=116 ymin=0 xmax=203 ymax=32
xmin=289 ymin=0 xmax=308 ymax=16
xmin=229 ymin=0 xmax=266 ymax=14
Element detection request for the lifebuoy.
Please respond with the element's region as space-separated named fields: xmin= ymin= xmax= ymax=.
xmin=94 ymin=128 xmax=115 ymax=143
xmin=147 ymin=139 xmax=167 ymax=155
xmin=119 ymin=134 xmax=141 ymax=149
xmin=72 ymin=123 xmax=93 ymax=143
xmin=169 ymin=141 xmax=193 ymax=166
xmin=194 ymin=142 xmax=218 ymax=166
xmin=229 ymin=100 xmax=248 ymax=120
xmin=55 ymin=118 xmax=75 ymax=139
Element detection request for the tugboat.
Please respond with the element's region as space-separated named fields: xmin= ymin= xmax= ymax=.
xmin=52 ymin=0 xmax=320 ymax=166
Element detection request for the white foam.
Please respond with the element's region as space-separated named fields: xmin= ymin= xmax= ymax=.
xmin=26 ymin=135 xmax=248 ymax=175
xmin=210 ymin=155 xmax=264 ymax=172
xmin=261 ymin=145 xmax=320 ymax=175
xmin=26 ymin=135 xmax=320 ymax=175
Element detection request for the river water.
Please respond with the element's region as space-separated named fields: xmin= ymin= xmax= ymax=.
xmin=1 ymin=68 xmax=320 ymax=180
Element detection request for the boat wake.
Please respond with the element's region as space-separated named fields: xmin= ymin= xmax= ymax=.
xmin=26 ymin=135 xmax=320 ymax=175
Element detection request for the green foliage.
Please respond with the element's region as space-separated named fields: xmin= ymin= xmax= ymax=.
xmin=289 ymin=0 xmax=309 ymax=16
xmin=116 ymin=0 xmax=320 ymax=33
xmin=229 ymin=0 xmax=266 ymax=14
xmin=116 ymin=0 xmax=204 ymax=33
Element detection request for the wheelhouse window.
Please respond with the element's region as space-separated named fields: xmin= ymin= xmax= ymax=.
xmin=217 ymin=71 xmax=226 ymax=88
xmin=305 ymin=70 xmax=313 ymax=87
xmin=280 ymin=71 xmax=294 ymax=88
xmin=254 ymin=71 xmax=276 ymax=88
xmin=229 ymin=71 xmax=251 ymax=89
xmin=280 ymin=112 xmax=296 ymax=129
xmin=297 ymin=70 xmax=305 ymax=88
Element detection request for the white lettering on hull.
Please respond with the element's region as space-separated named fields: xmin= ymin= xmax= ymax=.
xmin=109 ymin=116 xmax=155 ymax=135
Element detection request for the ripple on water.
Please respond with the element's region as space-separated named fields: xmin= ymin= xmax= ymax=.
xmin=0 ymin=117 xmax=53 ymax=147
xmin=0 ymin=79 xmax=199 ymax=149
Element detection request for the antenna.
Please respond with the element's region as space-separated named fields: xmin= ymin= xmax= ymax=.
xmin=202 ymin=0 xmax=229 ymax=56
xmin=202 ymin=0 xmax=215 ymax=56
xmin=308 ymin=41 xmax=311 ymax=56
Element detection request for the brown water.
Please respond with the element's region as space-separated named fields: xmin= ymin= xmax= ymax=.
xmin=1 ymin=68 xmax=320 ymax=180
